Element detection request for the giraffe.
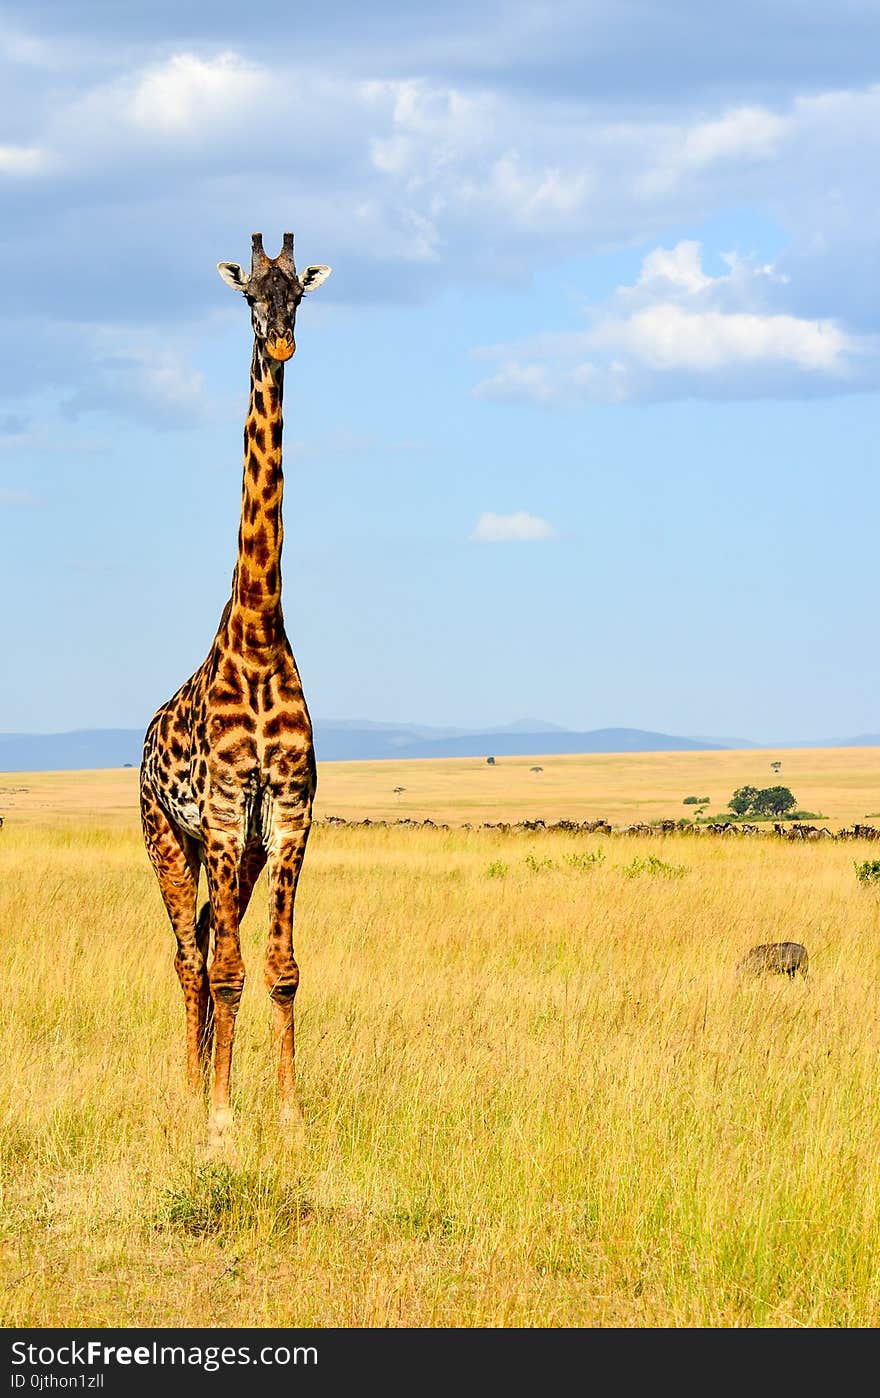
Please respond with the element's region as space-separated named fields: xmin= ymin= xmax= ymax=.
xmin=140 ymin=232 xmax=331 ymax=1142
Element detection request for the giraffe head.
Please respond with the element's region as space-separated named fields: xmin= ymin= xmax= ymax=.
xmin=217 ymin=233 xmax=331 ymax=361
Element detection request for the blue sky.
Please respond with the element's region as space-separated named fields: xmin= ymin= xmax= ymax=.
xmin=1 ymin=0 xmax=879 ymax=741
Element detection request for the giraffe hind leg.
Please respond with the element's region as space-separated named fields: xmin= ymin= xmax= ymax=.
xmin=265 ymin=827 xmax=310 ymax=1128
xmin=195 ymin=901 xmax=214 ymax=1069
xmin=140 ymin=777 xmax=205 ymax=1093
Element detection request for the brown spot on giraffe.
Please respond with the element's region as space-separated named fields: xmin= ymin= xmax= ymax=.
xmin=140 ymin=231 xmax=332 ymax=1143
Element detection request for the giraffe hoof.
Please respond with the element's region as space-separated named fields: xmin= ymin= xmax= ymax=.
xmin=207 ymin=1107 xmax=234 ymax=1150
xmin=280 ymin=1101 xmax=305 ymax=1142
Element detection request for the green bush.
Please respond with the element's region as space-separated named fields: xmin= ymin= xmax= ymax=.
xmin=855 ymin=859 xmax=880 ymax=886
xmin=159 ymin=1164 xmax=309 ymax=1239
xmin=619 ymin=854 xmax=687 ymax=879
xmin=562 ymin=848 xmax=605 ymax=871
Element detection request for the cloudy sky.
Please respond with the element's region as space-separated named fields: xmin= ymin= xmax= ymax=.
xmin=2 ymin=0 xmax=879 ymax=742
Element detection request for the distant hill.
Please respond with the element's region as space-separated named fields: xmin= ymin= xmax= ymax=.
xmin=358 ymin=727 xmax=723 ymax=760
xmin=0 ymin=722 xmax=723 ymax=772
xmin=0 ymin=729 xmax=144 ymax=773
xmin=0 ymin=722 xmax=877 ymax=772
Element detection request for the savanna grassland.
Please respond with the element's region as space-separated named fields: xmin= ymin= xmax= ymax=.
xmin=2 ymin=748 xmax=880 ymax=1328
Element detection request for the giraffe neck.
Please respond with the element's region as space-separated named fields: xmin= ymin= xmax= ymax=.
xmin=229 ymin=341 xmax=286 ymax=652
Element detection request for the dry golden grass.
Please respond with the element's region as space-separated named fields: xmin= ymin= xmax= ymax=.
xmin=2 ymin=751 xmax=880 ymax=1327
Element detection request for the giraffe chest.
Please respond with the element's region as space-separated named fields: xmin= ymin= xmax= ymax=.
xmin=156 ymin=673 xmax=314 ymax=840
xmin=203 ymin=660 xmax=313 ymax=775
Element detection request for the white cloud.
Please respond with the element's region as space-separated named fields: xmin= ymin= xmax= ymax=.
xmin=471 ymin=510 xmax=557 ymax=542
xmin=0 ymin=143 xmax=49 ymax=175
xmin=129 ymin=347 xmax=210 ymax=414
xmin=683 ymin=106 xmax=791 ymax=168
xmin=364 ymin=77 xmax=493 ymax=166
xmin=472 ymin=240 xmax=871 ymax=403
xmin=591 ymin=303 xmax=850 ymax=374
xmin=483 ymin=152 xmax=593 ymax=229
xmin=58 ymin=325 xmax=223 ymax=429
xmin=362 ymin=78 xmax=576 ymax=252
xmin=2 ymin=36 xmax=880 ymax=379
xmin=637 ymin=241 xmax=712 ymax=294
xmin=641 ymin=106 xmax=792 ymax=194
xmin=471 ymin=363 xmax=561 ymax=405
xmin=128 ymin=52 xmax=265 ymax=135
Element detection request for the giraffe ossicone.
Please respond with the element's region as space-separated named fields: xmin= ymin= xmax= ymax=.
xmin=140 ymin=231 xmax=331 ymax=1142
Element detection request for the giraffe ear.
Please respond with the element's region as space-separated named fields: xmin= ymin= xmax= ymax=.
xmin=299 ymin=264 xmax=332 ymax=292
xmin=217 ymin=262 xmax=250 ymax=293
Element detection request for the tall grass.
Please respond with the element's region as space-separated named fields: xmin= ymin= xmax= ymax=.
xmin=3 ymin=809 xmax=880 ymax=1326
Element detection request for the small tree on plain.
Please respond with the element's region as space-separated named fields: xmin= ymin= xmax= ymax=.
xmin=728 ymin=784 xmax=798 ymax=818
xmin=729 ymin=785 xmax=760 ymax=817
xmin=752 ymin=785 xmax=797 ymax=817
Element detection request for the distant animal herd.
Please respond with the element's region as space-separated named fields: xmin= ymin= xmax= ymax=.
xmin=320 ymin=813 xmax=880 ymax=842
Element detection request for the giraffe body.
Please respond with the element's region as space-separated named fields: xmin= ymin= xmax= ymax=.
xmin=140 ymin=234 xmax=331 ymax=1139
xmin=141 ymin=625 xmax=315 ymax=849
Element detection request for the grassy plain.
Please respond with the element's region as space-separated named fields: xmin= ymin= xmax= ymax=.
xmin=2 ymin=749 xmax=880 ymax=1327
xmin=3 ymin=742 xmax=880 ymax=829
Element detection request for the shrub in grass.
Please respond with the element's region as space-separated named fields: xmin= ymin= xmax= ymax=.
xmin=385 ymin=1196 xmax=459 ymax=1240
xmin=159 ymin=1164 xmax=310 ymax=1239
xmin=619 ymin=854 xmax=687 ymax=880
xmin=855 ymin=859 xmax=880 ymax=887
xmin=562 ymin=848 xmax=605 ymax=871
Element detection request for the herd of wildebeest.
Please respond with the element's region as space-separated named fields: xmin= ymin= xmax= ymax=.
xmin=321 ymin=813 xmax=880 ymax=842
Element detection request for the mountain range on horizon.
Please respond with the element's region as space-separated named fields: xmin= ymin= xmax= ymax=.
xmin=0 ymin=719 xmax=879 ymax=773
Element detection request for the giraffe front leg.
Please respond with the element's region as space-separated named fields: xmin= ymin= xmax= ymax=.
xmin=200 ymin=842 xmax=265 ymax=1114
xmin=197 ymin=843 xmax=265 ymax=1071
xmin=265 ymin=826 xmax=311 ymax=1133
xmin=140 ymin=778 xmax=204 ymax=1093
xmin=204 ymin=833 xmax=247 ymax=1143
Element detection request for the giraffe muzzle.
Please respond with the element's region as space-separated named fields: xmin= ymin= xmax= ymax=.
xmin=266 ymin=334 xmax=296 ymax=361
